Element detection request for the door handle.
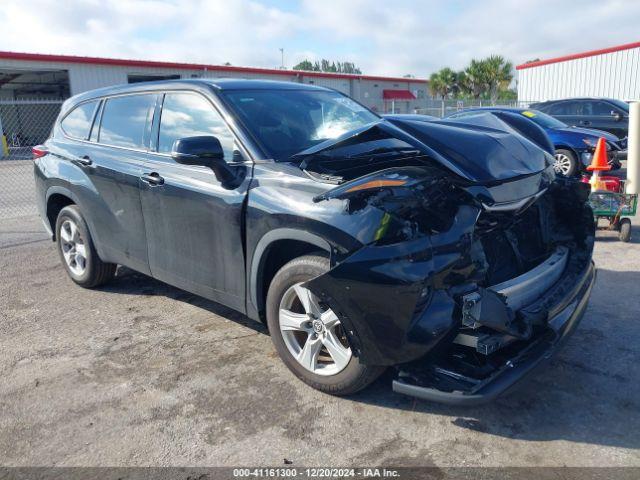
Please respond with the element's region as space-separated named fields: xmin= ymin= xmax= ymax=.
xmin=581 ymin=120 xmax=591 ymax=126
xmin=141 ymin=172 xmax=164 ymax=186
xmin=77 ymin=155 xmax=93 ymax=166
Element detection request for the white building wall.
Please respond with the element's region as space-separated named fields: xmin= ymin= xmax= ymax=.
xmin=0 ymin=57 xmax=429 ymax=112
xmin=518 ymin=46 xmax=640 ymax=102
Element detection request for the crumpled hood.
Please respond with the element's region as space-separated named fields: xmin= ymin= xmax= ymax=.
xmin=389 ymin=116 xmax=552 ymax=183
xmin=297 ymin=115 xmax=553 ymax=185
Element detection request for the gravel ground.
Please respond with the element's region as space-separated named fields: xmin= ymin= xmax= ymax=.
xmin=1 ymin=209 xmax=639 ymax=468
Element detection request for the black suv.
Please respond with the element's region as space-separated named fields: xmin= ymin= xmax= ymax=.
xmin=531 ymin=98 xmax=629 ymax=141
xmin=34 ymin=80 xmax=595 ymax=404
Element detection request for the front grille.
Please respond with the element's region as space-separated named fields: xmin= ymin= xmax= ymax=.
xmin=474 ymin=196 xmax=555 ymax=286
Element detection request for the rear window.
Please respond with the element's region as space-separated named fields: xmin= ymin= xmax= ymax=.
xmin=60 ymin=101 xmax=98 ymax=140
xmin=99 ymin=94 xmax=156 ymax=149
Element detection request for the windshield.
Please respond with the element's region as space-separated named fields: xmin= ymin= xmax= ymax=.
xmin=221 ymin=89 xmax=380 ymax=161
xmin=520 ymin=110 xmax=567 ymax=129
xmin=608 ymin=99 xmax=629 ymax=112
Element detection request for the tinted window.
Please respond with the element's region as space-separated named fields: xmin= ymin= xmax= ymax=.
xmin=593 ymin=101 xmax=615 ymax=116
xmin=222 ymin=89 xmax=379 ymax=161
xmin=547 ymin=103 xmax=565 ymax=115
xmin=99 ymin=94 xmax=156 ymax=149
xmin=61 ymin=101 xmax=98 ymax=140
xmin=550 ymin=102 xmax=579 ymax=115
xmin=158 ymin=92 xmax=236 ymax=159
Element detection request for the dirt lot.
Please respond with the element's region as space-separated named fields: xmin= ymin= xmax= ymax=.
xmin=1 ymin=211 xmax=639 ymax=467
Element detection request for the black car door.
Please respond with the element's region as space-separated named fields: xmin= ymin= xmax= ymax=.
xmin=593 ymin=101 xmax=628 ymax=137
xmin=139 ymin=91 xmax=252 ymax=312
xmin=63 ymin=93 xmax=158 ymax=275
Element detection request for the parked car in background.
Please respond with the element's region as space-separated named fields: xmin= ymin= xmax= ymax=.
xmin=33 ymin=79 xmax=595 ymax=404
xmin=447 ymin=107 xmax=623 ymax=177
xmin=531 ymin=98 xmax=629 ymax=140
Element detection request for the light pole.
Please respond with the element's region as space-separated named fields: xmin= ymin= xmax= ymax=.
xmin=279 ymin=48 xmax=284 ymax=69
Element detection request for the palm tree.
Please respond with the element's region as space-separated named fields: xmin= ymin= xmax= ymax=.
xmin=429 ymin=71 xmax=445 ymax=99
xmin=462 ymin=59 xmax=488 ymax=99
xmin=483 ymin=55 xmax=513 ymax=104
xmin=429 ymin=67 xmax=458 ymax=99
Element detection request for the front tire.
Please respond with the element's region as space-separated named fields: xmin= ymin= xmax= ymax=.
xmin=553 ymin=149 xmax=579 ymax=177
xmin=55 ymin=205 xmax=116 ymax=288
xmin=266 ymin=254 xmax=384 ymax=395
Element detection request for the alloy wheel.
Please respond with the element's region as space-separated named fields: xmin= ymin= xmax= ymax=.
xmin=553 ymin=153 xmax=573 ymax=176
xmin=60 ymin=219 xmax=87 ymax=276
xmin=278 ymin=283 xmax=352 ymax=376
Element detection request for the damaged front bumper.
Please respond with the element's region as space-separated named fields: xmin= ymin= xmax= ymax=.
xmin=305 ymin=173 xmax=595 ymax=404
xmin=392 ymin=260 xmax=595 ymax=406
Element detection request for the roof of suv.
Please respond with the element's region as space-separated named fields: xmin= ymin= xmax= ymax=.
xmin=67 ymin=78 xmax=333 ymax=106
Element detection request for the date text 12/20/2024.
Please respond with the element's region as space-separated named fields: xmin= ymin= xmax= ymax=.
xmin=232 ymin=468 xmax=400 ymax=478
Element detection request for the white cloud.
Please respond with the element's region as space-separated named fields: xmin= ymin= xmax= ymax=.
xmin=1 ymin=0 xmax=638 ymax=78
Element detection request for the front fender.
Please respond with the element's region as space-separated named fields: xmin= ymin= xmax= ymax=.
xmin=248 ymin=228 xmax=333 ymax=318
xmin=305 ymin=204 xmax=481 ymax=366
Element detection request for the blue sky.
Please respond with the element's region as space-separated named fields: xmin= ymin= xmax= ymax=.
xmin=1 ymin=0 xmax=639 ymax=78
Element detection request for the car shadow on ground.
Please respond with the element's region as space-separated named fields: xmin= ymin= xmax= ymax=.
xmin=100 ymin=266 xmax=268 ymax=335
xmin=96 ymin=263 xmax=639 ymax=450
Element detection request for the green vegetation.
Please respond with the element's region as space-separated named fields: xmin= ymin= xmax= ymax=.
xmin=292 ymin=59 xmax=362 ymax=74
xmin=429 ymin=56 xmax=515 ymax=104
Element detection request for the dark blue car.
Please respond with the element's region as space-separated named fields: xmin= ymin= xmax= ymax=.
xmin=447 ymin=107 xmax=623 ymax=177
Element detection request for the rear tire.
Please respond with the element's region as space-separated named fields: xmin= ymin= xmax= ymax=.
xmin=619 ymin=218 xmax=632 ymax=242
xmin=266 ymin=254 xmax=384 ymax=395
xmin=55 ymin=205 xmax=116 ymax=288
xmin=553 ymin=149 xmax=578 ymax=177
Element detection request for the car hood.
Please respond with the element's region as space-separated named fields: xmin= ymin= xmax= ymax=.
xmin=554 ymin=126 xmax=620 ymax=142
xmin=296 ymin=116 xmax=553 ymax=185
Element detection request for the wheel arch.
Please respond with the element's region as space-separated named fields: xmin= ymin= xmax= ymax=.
xmin=249 ymin=228 xmax=332 ymax=322
xmin=44 ymin=186 xmax=107 ymax=261
xmin=45 ymin=186 xmax=80 ymax=240
xmin=554 ymin=144 xmax=580 ymax=158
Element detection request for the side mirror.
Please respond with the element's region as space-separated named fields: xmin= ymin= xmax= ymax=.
xmin=611 ymin=111 xmax=623 ymax=122
xmin=171 ymin=135 xmax=240 ymax=186
xmin=171 ymin=135 xmax=224 ymax=168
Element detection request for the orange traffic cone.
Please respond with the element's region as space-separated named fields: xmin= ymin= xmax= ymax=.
xmin=587 ymin=137 xmax=611 ymax=191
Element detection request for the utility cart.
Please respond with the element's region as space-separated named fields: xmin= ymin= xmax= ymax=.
xmin=589 ymin=181 xmax=637 ymax=242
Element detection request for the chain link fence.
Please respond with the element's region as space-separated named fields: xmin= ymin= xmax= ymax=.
xmin=0 ymin=99 xmax=63 ymax=219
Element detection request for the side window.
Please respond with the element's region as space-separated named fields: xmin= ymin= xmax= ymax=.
xmin=560 ymin=101 xmax=580 ymax=115
xmin=578 ymin=101 xmax=594 ymax=115
xmin=593 ymin=101 xmax=613 ymax=116
xmin=60 ymin=101 xmax=99 ymax=140
xmin=548 ymin=103 xmax=566 ymax=115
xmin=99 ymin=94 xmax=156 ymax=149
xmin=158 ymin=92 xmax=237 ymax=160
